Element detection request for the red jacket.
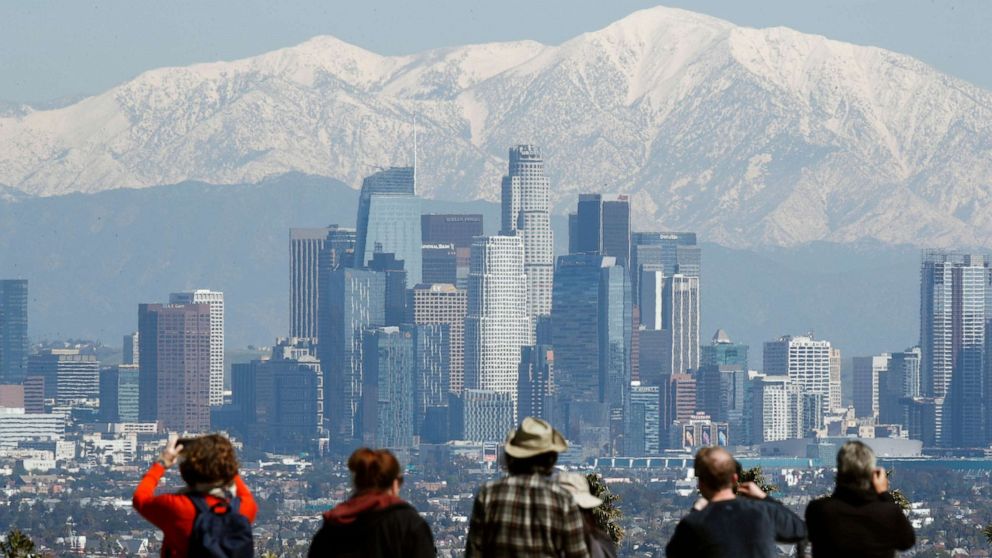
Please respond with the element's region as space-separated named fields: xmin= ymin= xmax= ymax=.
xmin=133 ymin=462 xmax=258 ymax=558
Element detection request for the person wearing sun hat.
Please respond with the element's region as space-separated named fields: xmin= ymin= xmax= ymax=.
xmin=558 ymin=472 xmax=618 ymax=558
xmin=465 ymin=417 xmax=590 ymax=558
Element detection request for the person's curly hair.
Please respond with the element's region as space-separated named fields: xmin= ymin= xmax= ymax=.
xmin=179 ymin=434 xmax=239 ymax=487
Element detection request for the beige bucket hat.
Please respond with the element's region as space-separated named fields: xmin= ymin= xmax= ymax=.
xmin=504 ymin=417 xmax=568 ymax=458
xmin=558 ymin=471 xmax=604 ymax=509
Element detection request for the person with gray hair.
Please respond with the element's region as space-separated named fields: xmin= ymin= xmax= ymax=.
xmin=805 ymin=441 xmax=915 ymax=557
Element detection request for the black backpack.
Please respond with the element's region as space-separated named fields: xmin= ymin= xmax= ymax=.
xmin=187 ymin=492 xmax=254 ymax=558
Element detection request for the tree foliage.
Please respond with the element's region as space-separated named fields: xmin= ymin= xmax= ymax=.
xmin=586 ymin=473 xmax=624 ymax=544
xmin=738 ymin=466 xmax=778 ymax=495
xmin=0 ymin=530 xmax=39 ymax=558
xmin=886 ymin=470 xmax=911 ymax=511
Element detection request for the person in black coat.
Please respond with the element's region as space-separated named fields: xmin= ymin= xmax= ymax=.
xmin=308 ymin=448 xmax=436 ymax=558
xmin=805 ymin=441 xmax=915 ymax=558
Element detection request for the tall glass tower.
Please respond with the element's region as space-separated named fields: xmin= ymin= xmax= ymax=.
xmin=920 ymin=250 xmax=989 ymax=447
xmin=500 ymin=145 xmax=554 ymax=318
xmin=0 ymin=280 xmax=28 ymax=384
xmin=354 ymin=167 xmax=421 ymax=284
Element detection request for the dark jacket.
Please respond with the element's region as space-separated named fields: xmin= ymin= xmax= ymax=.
xmin=805 ymin=487 xmax=915 ymax=557
xmin=666 ymin=497 xmax=806 ymax=558
xmin=308 ymin=493 xmax=436 ymax=558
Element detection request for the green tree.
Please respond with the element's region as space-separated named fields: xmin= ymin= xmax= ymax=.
xmin=738 ymin=466 xmax=778 ymax=495
xmin=585 ymin=473 xmax=624 ymax=544
xmin=885 ymin=470 xmax=911 ymax=511
xmin=0 ymin=529 xmax=39 ymax=558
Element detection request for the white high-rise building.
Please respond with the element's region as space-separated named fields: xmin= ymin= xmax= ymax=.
xmin=464 ymin=236 xmax=533 ymax=408
xmin=664 ymin=274 xmax=700 ymax=375
xmin=170 ymin=290 xmax=225 ymax=406
xmin=763 ymin=334 xmax=832 ymax=433
xmin=749 ymin=374 xmax=804 ymax=443
xmin=500 ymin=145 xmax=554 ymax=318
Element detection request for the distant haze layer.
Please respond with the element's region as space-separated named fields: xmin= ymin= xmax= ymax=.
xmin=0 ymin=174 xmax=918 ymax=361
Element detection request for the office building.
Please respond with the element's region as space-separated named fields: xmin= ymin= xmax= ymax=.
xmin=500 ymin=145 xmax=554 ymax=317
xmin=0 ymin=280 xmax=28 ymax=384
xmin=122 ymin=332 xmax=139 ymax=366
xmin=662 ymin=274 xmax=700 ymax=376
xmin=290 ymin=226 xmax=346 ymax=340
xmin=422 ymin=244 xmax=458 ymax=285
xmin=853 ymin=354 xmax=891 ymax=419
xmin=100 ymin=365 xmax=140 ymax=423
xmin=319 ymin=267 xmax=385 ymax=443
xmin=422 ymin=214 xmax=483 ymax=288
xmin=169 ymin=290 xmax=224 ymax=407
xmin=27 ymin=349 xmax=99 ymax=404
xmin=920 ymin=250 xmax=989 ymax=447
xmin=637 ymin=328 xmax=667 ymax=387
xmin=749 ymin=375 xmax=804 ymax=443
xmin=463 ymin=389 xmax=515 ymax=443
xmin=630 ymin=232 xmax=700 ymax=296
xmin=626 ymin=382 xmax=661 ymax=456
xmin=571 ymin=194 xmax=631 ymax=268
xmin=0 ymin=407 xmax=65 ymax=444
xmin=362 ymin=327 xmax=416 ymax=448
xmin=138 ymin=303 xmax=212 ymax=432
xmin=408 ymin=283 xmax=468 ymax=395
xmin=663 ymin=373 xmax=697 ymax=438
xmin=551 ymin=254 xmax=631 ymax=446
xmin=830 ymin=347 xmax=843 ymax=410
xmin=697 ymin=331 xmax=749 ymax=442
xmin=764 ymin=335 xmax=832 ymax=398
xmin=881 ymin=348 xmax=921 ymax=428
xmin=464 ymin=236 xmax=532 ymax=404
xmin=231 ymin=339 xmax=324 ymax=454
xmin=412 ymin=324 xmax=451 ymax=442
xmin=518 ymin=345 xmax=554 ymax=422
xmin=354 ymin=167 xmax=421 ymax=283
xmin=23 ymin=376 xmax=44 ymax=414
xmin=368 ymin=251 xmax=408 ymax=326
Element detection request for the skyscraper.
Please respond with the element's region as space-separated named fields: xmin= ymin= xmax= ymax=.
xmin=100 ymin=364 xmax=140 ymax=423
xmin=462 ymin=389 xmax=515 ymax=443
xmin=170 ymin=290 xmax=224 ymax=407
xmin=122 ymin=332 xmax=139 ymax=366
xmin=361 ymin=326 xmax=416 ymax=448
xmin=500 ymin=145 xmax=554 ymax=318
xmin=630 ymin=232 xmax=700 ymax=295
xmin=852 ymin=354 xmax=891 ymax=419
xmin=697 ymin=330 xmax=749 ymax=442
xmin=663 ymin=274 xmax=700 ymax=376
xmin=763 ymin=334 xmax=832 ymax=434
xmin=0 ymin=280 xmax=28 ymax=384
xmin=28 ymin=348 xmax=99 ymax=404
xmin=354 ymin=167 xmax=421 ymax=283
xmin=368 ymin=252 xmax=407 ymax=326
xmin=920 ymin=250 xmax=990 ymax=447
xmin=319 ymin=267 xmax=385 ymax=444
xmin=571 ymin=194 xmax=631 ymax=268
xmin=518 ymin=345 xmax=555 ymax=423
xmin=290 ymin=226 xmax=335 ymax=340
xmin=749 ymin=374 xmax=804 ymax=443
xmin=408 ymin=283 xmax=467 ymax=395
xmin=464 ymin=235 xmax=532 ymax=406
xmin=230 ymin=339 xmax=324 ymax=454
xmin=422 ymin=244 xmax=458 ymax=285
xmin=138 ymin=303 xmax=211 ymax=432
xmin=626 ymin=382 xmax=661 ymax=456
xmin=411 ymin=323 xmax=450 ymax=443
xmin=422 ymin=214 xmax=483 ymax=290
xmin=881 ymin=347 xmax=921 ymax=428
xmin=551 ymin=254 xmax=631 ymax=447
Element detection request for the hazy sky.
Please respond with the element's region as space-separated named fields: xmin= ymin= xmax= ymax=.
xmin=1 ymin=0 xmax=990 ymax=104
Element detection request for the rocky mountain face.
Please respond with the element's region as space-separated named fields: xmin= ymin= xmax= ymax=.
xmin=1 ymin=6 xmax=990 ymax=247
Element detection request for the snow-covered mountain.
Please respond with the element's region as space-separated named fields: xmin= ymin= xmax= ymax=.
xmin=1 ymin=6 xmax=991 ymax=247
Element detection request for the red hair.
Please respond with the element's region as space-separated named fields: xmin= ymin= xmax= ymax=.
xmin=348 ymin=448 xmax=401 ymax=492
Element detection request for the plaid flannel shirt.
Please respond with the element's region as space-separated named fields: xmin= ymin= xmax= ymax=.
xmin=466 ymin=472 xmax=591 ymax=558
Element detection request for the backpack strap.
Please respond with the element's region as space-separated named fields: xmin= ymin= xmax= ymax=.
xmin=187 ymin=493 xmax=210 ymax=515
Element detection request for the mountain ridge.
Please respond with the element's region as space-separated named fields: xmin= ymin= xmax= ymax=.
xmin=1 ymin=5 xmax=990 ymax=247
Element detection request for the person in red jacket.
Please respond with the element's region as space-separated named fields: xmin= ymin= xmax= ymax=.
xmin=133 ymin=433 xmax=258 ymax=558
